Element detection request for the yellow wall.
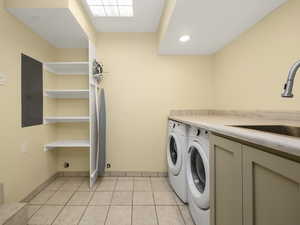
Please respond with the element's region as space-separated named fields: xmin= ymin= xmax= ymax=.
xmin=97 ymin=33 xmax=213 ymax=172
xmin=213 ymin=0 xmax=299 ymax=110
xmin=0 ymin=0 xmax=58 ymax=203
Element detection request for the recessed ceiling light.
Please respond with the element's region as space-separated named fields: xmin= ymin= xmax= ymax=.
xmin=86 ymin=0 xmax=134 ymax=17
xmin=179 ymin=35 xmax=191 ymax=43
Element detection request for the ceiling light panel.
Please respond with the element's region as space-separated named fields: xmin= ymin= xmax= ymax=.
xmin=90 ymin=6 xmax=106 ymax=16
xmin=117 ymin=0 xmax=133 ymax=5
xmin=104 ymin=5 xmax=119 ymax=16
xmin=119 ymin=6 xmax=133 ymax=17
xmin=86 ymin=0 xmax=133 ymax=17
xmin=102 ymin=0 xmax=117 ymax=5
xmin=87 ymin=0 xmax=102 ymax=5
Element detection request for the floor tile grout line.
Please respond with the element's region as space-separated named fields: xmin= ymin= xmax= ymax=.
xmin=154 ymin=205 xmax=160 ymax=225
xmin=177 ymin=204 xmax=188 ymax=225
xmin=103 ymin=179 xmax=114 ymax=225
xmin=87 ymin=189 xmax=98 ymax=206
xmin=27 ymin=178 xmax=65 ymax=223
xmin=49 ymin=178 xmax=84 ymax=225
xmin=66 ymin=178 xmax=91 ymax=206
xmin=49 ymin=203 xmax=65 ymax=225
xmin=75 ymin=205 xmax=89 ymax=225
xmin=27 ymin=177 xmax=86 ymax=224
xmin=150 ymin=176 xmax=160 ymax=225
xmin=131 ymin=190 xmax=133 ymax=225
xmin=26 ymin=204 xmax=42 ymax=222
xmin=76 ymin=185 xmax=96 ymax=225
xmin=104 ymin=204 xmax=112 ymax=225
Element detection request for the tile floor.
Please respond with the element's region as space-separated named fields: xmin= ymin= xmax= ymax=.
xmin=26 ymin=176 xmax=195 ymax=225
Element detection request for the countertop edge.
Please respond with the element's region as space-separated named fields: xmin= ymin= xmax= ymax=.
xmin=169 ymin=116 xmax=300 ymax=158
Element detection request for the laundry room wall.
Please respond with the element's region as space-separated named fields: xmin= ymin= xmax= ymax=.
xmin=0 ymin=0 xmax=58 ymax=203
xmin=213 ymin=0 xmax=300 ymax=111
xmin=96 ymin=32 xmax=214 ymax=173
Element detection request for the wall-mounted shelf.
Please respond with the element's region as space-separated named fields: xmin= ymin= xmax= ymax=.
xmin=45 ymin=89 xmax=89 ymax=99
xmin=42 ymin=42 xmax=97 ymax=188
xmin=44 ymin=116 xmax=90 ymax=124
xmin=44 ymin=140 xmax=90 ymax=151
xmin=43 ymin=62 xmax=89 ymax=75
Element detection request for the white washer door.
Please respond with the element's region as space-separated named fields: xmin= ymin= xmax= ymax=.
xmin=187 ymin=141 xmax=210 ymax=210
xmin=167 ymin=132 xmax=183 ymax=176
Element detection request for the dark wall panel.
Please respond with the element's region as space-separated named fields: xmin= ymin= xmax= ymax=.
xmin=21 ymin=54 xmax=43 ymax=127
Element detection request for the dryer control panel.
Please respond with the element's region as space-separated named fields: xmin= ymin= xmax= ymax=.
xmin=189 ymin=127 xmax=209 ymax=138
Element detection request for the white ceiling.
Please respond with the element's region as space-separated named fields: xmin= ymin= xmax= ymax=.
xmin=81 ymin=0 xmax=165 ymax=32
xmin=159 ymin=0 xmax=287 ymax=55
xmin=6 ymin=0 xmax=288 ymax=53
xmin=7 ymin=8 xmax=88 ymax=48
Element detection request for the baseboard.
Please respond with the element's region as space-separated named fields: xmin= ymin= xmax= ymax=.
xmin=21 ymin=173 xmax=58 ymax=203
xmin=57 ymin=171 xmax=89 ymax=177
xmin=58 ymin=171 xmax=168 ymax=177
xmin=104 ymin=171 xmax=168 ymax=177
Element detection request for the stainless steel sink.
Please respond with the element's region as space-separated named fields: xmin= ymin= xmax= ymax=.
xmin=230 ymin=125 xmax=300 ymax=138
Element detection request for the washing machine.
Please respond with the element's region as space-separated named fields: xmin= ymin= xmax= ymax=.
xmin=167 ymin=120 xmax=189 ymax=203
xmin=187 ymin=126 xmax=210 ymax=225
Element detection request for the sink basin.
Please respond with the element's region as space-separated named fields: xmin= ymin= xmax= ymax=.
xmin=230 ymin=125 xmax=300 ymax=138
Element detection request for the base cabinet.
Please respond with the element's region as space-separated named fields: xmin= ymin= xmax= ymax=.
xmin=243 ymin=145 xmax=300 ymax=225
xmin=209 ymin=135 xmax=243 ymax=225
xmin=210 ymin=134 xmax=300 ymax=225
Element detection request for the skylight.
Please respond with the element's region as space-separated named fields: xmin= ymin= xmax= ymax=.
xmin=87 ymin=0 xmax=134 ymax=17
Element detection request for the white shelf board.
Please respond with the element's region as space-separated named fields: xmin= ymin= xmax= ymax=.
xmin=44 ymin=116 xmax=90 ymax=124
xmin=43 ymin=62 xmax=89 ymax=75
xmin=44 ymin=140 xmax=90 ymax=151
xmin=45 ymin=89 xmax=89 ymax=99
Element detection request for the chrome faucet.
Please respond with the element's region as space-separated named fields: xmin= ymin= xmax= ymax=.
xmin=282 ymin=60 xmax=300 ymax=97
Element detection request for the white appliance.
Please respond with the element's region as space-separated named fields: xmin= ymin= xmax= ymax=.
xmin=167 ymin=120 xmax=189 ymax=203
xmin=187 ymin=126 xmax=210 ymax=225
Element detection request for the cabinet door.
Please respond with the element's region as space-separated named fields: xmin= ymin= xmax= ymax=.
xmin=243 ymin=146 xmax=300 ymax=225
xmin=210 ymin=135 xmax=243 ymax=225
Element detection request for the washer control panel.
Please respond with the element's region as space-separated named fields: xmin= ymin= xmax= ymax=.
xmin=168 ymin=120 xmax=188 ymax=135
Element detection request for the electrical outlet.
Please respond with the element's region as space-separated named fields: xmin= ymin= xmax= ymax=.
xmin=64 ymin=162 xmax=70 ymax=168
xmin=0 ymin=73 xmax=5 ymax=85
xmin=106 ymin=163 xmax=111 ymax=169
xmin=21 ymin=143 xmax=28 ymax=153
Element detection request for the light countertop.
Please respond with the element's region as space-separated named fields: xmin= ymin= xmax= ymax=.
xmin=169 ymin=114 xmax=300 ymax=157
